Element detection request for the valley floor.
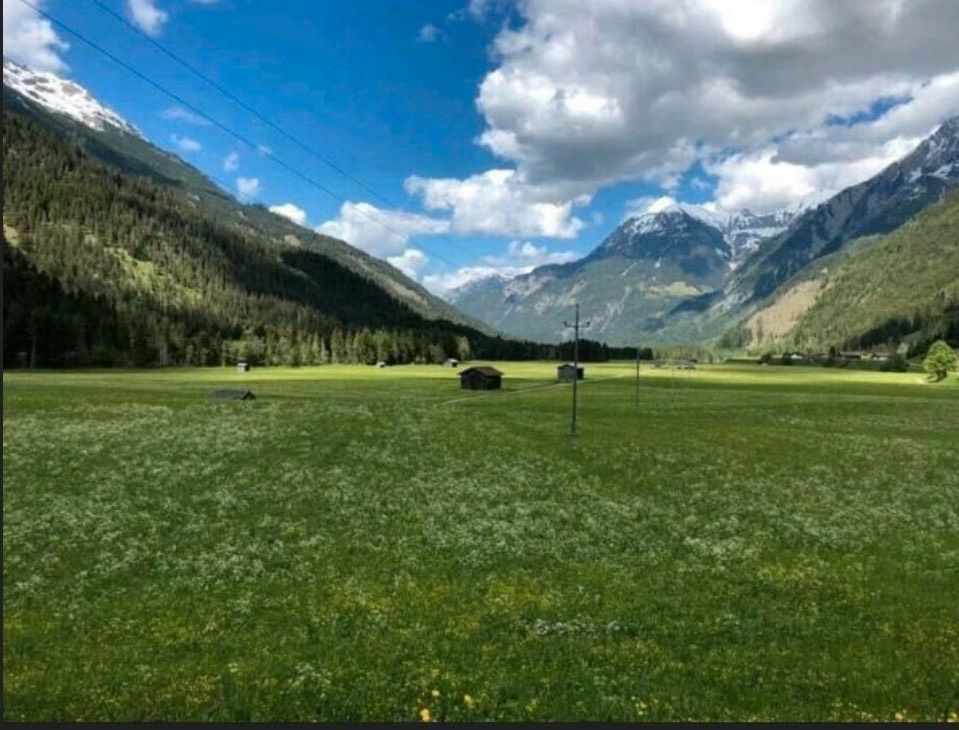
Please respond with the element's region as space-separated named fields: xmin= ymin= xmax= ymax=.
xmin=3 ymin=363 xmax=959 ymax=721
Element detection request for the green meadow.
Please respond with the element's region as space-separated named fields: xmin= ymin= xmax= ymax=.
xmin=3 ymin=362 xmax=959 ymax=721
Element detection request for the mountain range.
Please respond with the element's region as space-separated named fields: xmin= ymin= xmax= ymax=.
xmin=4 ymin=55 xmax=958 ymax=360
xmin=451 ymin=117 xmax=959 ymax=350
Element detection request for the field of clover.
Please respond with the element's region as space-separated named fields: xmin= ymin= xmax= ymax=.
xmin=4 ymin=362 xmax=959 ymax=721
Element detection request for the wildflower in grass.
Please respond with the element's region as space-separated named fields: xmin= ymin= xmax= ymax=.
xmin=419 ymin=707 xmax=432 ymax=722
xmin=463 ymin=694 xmax=475 ymax=709
xmin=431 ymin=689 xmax=440 ymax=698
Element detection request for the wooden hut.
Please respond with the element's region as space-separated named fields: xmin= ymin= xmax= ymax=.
xmin=459 ymin=366 xmax=503 ymax=390
xmin=236 ymin=361 xmax=251 ymax=373
xmin=208 ymin=388 xmax=255 ymax=401
xmin=557 ymin=363 xmax=584 ymax=381
xmin=443 ymin=358 xmax=460 ymax=368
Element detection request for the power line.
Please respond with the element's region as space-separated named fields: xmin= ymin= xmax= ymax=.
xmin=84 ymin=0 xmax=483 ymax=267
xmin=15 ymin=0 xmax=465 ymax=270
xmin=86 ymin=0 xmax=397 ymax=210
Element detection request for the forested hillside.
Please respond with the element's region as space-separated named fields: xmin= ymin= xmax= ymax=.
xmin=725 ymin=189 xmax=959 ymax=354
xmin=1 ymin=111 xmax=628 ymax=367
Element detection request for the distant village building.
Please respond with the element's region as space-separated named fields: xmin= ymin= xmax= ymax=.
xmin=838 ymin=351 xmax=863 ymax=361
xmin=208 ymin=388 xmax=255 ymax=401
xmin=787 ymin=351 xmax=806 ymax=361
xmin=459 ymin=366 xmax=503 ymax=390
xmin=869 ymin=352 xmax=892 ymax=362
xmin=376 ymin=361 xmax=387 ymax=368
xmin=676 ymin=360 xmax=697 ymax=370
xmin=444 ymin=358 xmax=460 ymax=367
xmin=236 ymin=361 xmax=251 ymax=372
xmin=557 ymin=363 xmax=585 ymax=381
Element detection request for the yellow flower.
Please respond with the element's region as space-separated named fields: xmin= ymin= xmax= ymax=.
xmin=463 ymin=694 xmax=475 ymax=709
xmin=419 ymin=708 xmax=432 ymax=722
xmin=431 ymin=689 xmax=440 ymax=698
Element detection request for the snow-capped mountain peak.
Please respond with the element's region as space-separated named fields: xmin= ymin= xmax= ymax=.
xmin=620 ymin=202 xmax=801 ymax=268
xmin=3 ymin=57 xmax=141 ymax=138
xmin=913 ymin=114 xmax=959 ymax=180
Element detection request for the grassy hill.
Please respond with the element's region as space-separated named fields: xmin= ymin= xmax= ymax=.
xmin=726 ymin=189 xmax=959 ymax=354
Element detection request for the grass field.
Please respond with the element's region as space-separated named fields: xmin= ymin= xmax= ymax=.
xmin=4 ymin=362 xmax=959 ymax=721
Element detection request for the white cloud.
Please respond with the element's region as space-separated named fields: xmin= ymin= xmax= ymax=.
xmin=405 ymin=168 xmax=585 ymax=238
xmin=387 ymin=248 xmax=429 ymax=279
xmin=316 ymin=201 xmax=450 ymax=257
xmin=466 ymin=0 xmax=959 ymax=213
xmin=127 ymin=0 xmax=168 ymax=37
xmin=705 ymin=135 xmax=923 ymax=214
xmin=161 ymin=105 xmax=209 ymax=125
xmin=222 ymin=151 xmax=240 ymax=172
xmin=2 ymin=0 xmax=70 ymax=72
xmin=417 ymin=23 xmax=441 ymax=42
xmin=170 ymin=134 xmax=202 ymax=152
xmin=236 ymin=177 xmax=261 ymax=197
xmin=268 ymin=203 xmax=308 ymax=226
xmin=423 ymin=239 xmax=578 ymax=296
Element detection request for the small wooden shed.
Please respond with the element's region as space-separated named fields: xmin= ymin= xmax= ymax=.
xmin=557 ymin=363 xmax=584 ymax=381
xmin=208 ymin=388 xmax=255 ymax=401
xmin=459 ymin=366 xmax=503 ymax=390
xmin=236 ymin=361 xmax=251 ymax=373
xmin=444 ymin=358 xmax=460 ymax=368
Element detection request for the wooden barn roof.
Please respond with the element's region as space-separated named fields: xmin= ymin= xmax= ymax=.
xmin=461 ymin=366 xmax=503 ymax=377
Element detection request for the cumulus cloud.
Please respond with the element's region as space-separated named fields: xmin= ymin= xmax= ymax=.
xmin=467 ymin=0 xmax=959 ymax=213
xmin=316 ymin=201 xmax=450 ymax=257
xmin=161 ymin=105 xmax=209 ymax=125
xmin=405 ymin=169 xmax=585 ymax=238
xmin=268 ymin=203 xmax=308 ymax=226
xmin=387 ymin=248 xmax=429 ymax=279
xmin=222 ymin=151 xmax=240 ymax=172
xmin=2 ymin=0 xmax=70 ymax=72
xmin=423 ymin=239 xmax=579 ymax=296
xmin=127 ymin=0 xmax=168 ymax=37
xmin=236 ymin=177 xmax=261 ymax=197
xmin=170 ymin=134 xmax=202 ymax=152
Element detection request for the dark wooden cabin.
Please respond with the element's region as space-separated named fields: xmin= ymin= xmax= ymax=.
xmin=557 ymin=363 xmax=584 ymax=381
xmin=459 ymin=366 xmax=503 ymax=390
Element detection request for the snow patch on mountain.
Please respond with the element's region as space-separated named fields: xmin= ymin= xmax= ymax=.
xmin=3 ymin=57 xmax=141 ymax=138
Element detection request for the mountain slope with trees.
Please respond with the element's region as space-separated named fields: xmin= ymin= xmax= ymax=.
xmin=726 ymin=189 xmax=959 ymax=354
xmin=2 ymin=108 xmax=633 ymax=367
xmin=2 ymin=63 xmax=489 ymax=335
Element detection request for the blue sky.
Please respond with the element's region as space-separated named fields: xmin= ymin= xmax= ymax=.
xmin=5 ymin=0 xmax=959 ymax=294
xmin=15 ymin=0 xmax=648 ymax=280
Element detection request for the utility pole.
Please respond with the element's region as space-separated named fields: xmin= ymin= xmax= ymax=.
xmin=635 ymin=345 xmax=641 ymax=408
xmin=563 ymin=303 xmax=590 ymax=436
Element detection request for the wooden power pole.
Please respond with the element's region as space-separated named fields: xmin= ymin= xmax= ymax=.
xmin=635 ymin=344 xmax=641 ymax=408
xmin=563 ymin=303 xmax=590 ymax=436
